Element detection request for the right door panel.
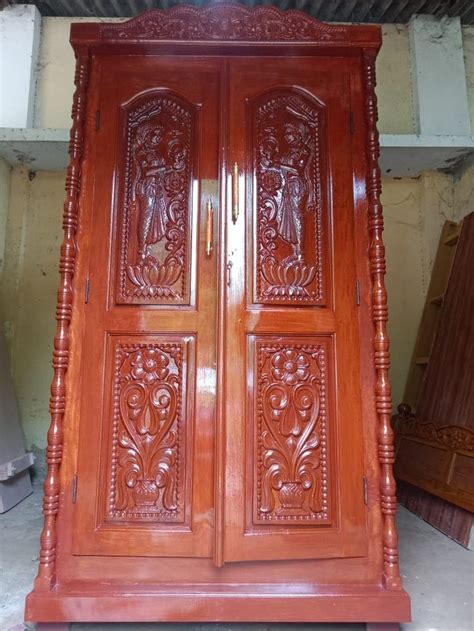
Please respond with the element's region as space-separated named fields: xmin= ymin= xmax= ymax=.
xmin=223 ymin=57 xmax=367 ymax=562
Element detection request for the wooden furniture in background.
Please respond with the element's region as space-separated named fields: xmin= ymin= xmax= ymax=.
xmin=403 ymin=220 xmax=462 ymax=410
xmin=25 ymin=3 xmax=410 ymax=627
xmin=394 ymin=212 xmax=474 ymax=546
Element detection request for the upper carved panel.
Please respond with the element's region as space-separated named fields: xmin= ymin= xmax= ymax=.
xmin=100 ymin=4 xmax=349 ymax=42
xmin=252 ymin=89 xmax=326 ymax=305
xmin=254 ymin=339 xmax=330 ymax=523
xmin=108 ymin=341 xmax=186 ymax=522
xmin=117 ymin=91 xmax=194 ymax=305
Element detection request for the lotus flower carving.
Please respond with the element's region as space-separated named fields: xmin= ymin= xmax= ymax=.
xmin=127 ymin=256 xmax=182 ymax=298
xmin=261 ymin=259 xmax=317 ymax=298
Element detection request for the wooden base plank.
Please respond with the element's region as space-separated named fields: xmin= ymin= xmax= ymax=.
xmin=26 ymin=586 xmax=410 ymax=624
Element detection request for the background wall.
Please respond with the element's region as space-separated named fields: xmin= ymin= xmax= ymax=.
xmin=1 ymin=18 xmax=473 ymax=449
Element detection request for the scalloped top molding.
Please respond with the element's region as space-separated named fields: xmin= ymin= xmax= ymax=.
xmin=99 ymin=2 xmax=352 ymax=42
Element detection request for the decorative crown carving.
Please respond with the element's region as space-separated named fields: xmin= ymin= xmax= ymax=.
xmin=100 ymin=2 xmax=349 ymax=42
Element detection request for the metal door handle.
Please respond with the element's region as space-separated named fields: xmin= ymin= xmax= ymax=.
xmin=205 ymin=198 xmax=213 ymax=257
xmin=232 ymin=163 xmax=239 ymax=224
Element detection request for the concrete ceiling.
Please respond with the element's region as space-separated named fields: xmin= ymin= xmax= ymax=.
xmin=3 ymin=0 xmax=474 ymax=24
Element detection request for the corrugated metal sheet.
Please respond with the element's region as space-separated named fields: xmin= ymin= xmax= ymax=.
xmin=4 ymin=0 xmax=474 ymax=24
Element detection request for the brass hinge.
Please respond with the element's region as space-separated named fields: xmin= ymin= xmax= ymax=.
xmin=363 ymin=476 xmax=368 ymax=505
xmin=95 ymin=110 xmax=100 ymax=131
xmin=72 ymin=474 xmax=78 ymax=504
xmin=84 ymin=278 xmax=90 ymax=304
xmin=355 ymin=279 xmax=360 ymax=306
xmin=349 ymin=111 xmax=354 ymax=134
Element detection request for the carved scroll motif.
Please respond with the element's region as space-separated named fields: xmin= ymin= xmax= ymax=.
xmin=118 ymin=93 xmax=194 ymax=304
xmin=253 ymin=90 xmax=325 ymax=304
xmin=100 ymin=4 xmax=350 ymax=43
xmin=255 ymin=341 xmax=329 ymax=523
xmin=108 ymin=343 xmax=184 ymax=522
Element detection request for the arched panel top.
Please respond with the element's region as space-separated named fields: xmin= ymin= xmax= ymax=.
xmin=249 ymin=85 xmax=327 ymax=112
xmin=250 ymin=87 xmax=328 ymax=306
xmin=121 ymin=88 xmax=198 ymax=120
xmin=115 ymin=89 xmax=197 ymax=306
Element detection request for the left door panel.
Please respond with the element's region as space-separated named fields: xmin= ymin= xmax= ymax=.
xmin=72 ymin=57 xmax=221 ymax=558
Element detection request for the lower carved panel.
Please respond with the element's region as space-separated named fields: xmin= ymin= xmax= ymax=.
xmin=107 ymin=337 xmax=191 ymax=523
xmin=252 ymin=336 xmax=331 ymax=524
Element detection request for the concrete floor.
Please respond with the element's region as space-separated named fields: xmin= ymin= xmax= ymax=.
xmin=1 ymin=479 xmax=473 ymax=631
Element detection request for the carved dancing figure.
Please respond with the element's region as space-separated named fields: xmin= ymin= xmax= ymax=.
xmin=277 ymin=121 xmax=311 ymax=262
xmin=132 ymin=122 xmax=168 ymax=261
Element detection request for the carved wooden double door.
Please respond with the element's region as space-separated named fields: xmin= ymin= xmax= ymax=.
xmin=73 ymin=55 xmax=367 ymax=564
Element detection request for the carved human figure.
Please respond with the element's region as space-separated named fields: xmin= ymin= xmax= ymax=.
xmin=276 ymin=121 xmax=311 ymax=263
xmin=132 ymin=122 xmax=168 ymax=261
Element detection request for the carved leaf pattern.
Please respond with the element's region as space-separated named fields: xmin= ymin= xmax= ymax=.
xmin=119 ymin=92 xmax=193 ymax=304
xmin=108 ymin=343 xmax=183 ymax=522
xmin=253 ymin=90 xmax=325 ymax=304
xmin=256 ymin=342 xmax=329 ymax=522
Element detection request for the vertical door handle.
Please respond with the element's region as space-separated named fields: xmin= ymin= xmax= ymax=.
xmin=232 ymin=163 xmax=239 ymax=224
xmin=205 ymin=198 xmax=214 ymax=257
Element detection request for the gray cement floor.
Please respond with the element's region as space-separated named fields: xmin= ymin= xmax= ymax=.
xmin=1 ymin=479 xmax=473 ymax=631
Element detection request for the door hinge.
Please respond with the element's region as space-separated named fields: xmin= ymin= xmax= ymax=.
xmin=84 ymin=278 xmax=90 ymax=304
xmin=349 ymin=111 xmax=354 ymax=134
xmin=72 ymin=474 xmax=78 ymax=504
xmin=363 ymin=476 xmax=368 ymax=505
xmin=95 ymin=110 xmax=100 ymax=131
xmin=355 ymin=279 xmax=360 ymax=306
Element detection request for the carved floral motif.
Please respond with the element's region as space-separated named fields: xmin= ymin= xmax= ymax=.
xmin=100 ymin=4 xmax=350 ymax=42
xmin=399 ymin=416 xmax=474 ymax=452
xmin=253 ymin=91 xmax=324 ymax=304
xmin=119 ymin=93 xmax=193 ymax=303
xmin=108 ymin=343 xmax=184 ymax=522
xmin=255 ymin=342 xmax=329 ymax=522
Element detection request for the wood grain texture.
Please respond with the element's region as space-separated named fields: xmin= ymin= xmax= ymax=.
xmin=397 ymin=480 xmax=473 ymax=548
xmin=402 ymin=221 xmax=459 ymax=409
xmin=417 ymin=213 xmax=474 ymax=428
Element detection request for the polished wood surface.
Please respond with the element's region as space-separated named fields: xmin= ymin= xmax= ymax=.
xmin=223 ymin=57 xmax=367 ymax=563
xmin=72 ymin=56 xmax=220 ymax=559
xmin=26 ymin=2 xmax=409 ymax=625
